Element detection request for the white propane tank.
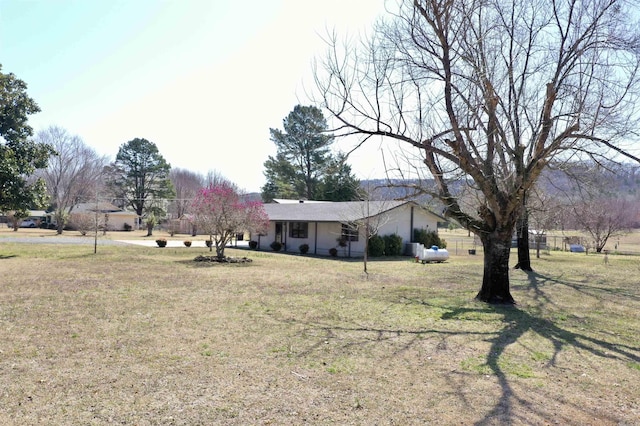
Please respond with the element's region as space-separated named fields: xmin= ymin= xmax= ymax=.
xmin=419 ymin=245 xmax=450 ymax=263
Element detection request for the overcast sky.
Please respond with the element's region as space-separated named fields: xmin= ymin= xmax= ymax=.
xmin=0 ymin=0 xmax=387 ymax=192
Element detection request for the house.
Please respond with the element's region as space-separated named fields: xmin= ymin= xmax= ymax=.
xmin=67 ymin=202 xmax=138 ymax=231
xmin=0 ymin=210 xmax=47 ymax=228
xmin=256 ymin=200 xmax=444 ymax=257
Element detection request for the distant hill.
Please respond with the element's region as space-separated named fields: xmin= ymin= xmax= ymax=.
xmin=363 ymin=161 xmax=640 ymax=199
xmin=256 ymin=161 xmax=640 ymax=209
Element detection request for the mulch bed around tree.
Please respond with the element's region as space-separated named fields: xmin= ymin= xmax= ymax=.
xmin=193 ymin=255 xmax=253 ymax=263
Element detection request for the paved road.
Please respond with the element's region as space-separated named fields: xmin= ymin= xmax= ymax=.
xmin=0 ymin=236 xmax=128 ymax=245
xmin=0 ymin=236 xmax=250 ymax=248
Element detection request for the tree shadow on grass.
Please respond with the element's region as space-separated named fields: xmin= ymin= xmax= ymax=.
xmin=0 ymin=254 xmax=17 ymax=259
xmin=280 ymin=270 xmax=639 ymax=424
xmin=445 ymin=270 xmax=639 ymax=425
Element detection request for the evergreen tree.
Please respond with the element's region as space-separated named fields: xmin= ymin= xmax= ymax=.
xmin=106 ymin=138 xmax=174 ymax=223
xmin=319 ymin=154 xmax=361 ymax=201
xmin=0 ymin=65 xmax=54 ymax=216
xmin=262 ymin=105 xmax=359 ymax=201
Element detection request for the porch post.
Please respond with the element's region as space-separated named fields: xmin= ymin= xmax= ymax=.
xmin=314 ymin=222 xmax=318 ymax=255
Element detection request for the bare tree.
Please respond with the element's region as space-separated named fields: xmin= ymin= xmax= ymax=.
xmin=205 ymin=170 xmax=232 ymax=189
xmin=526 ymin=187 xmax=563 ymax=258
xmin=556 ymin=164 xmax=638 ymax=252
xmin=341 ymin=198 xmax=393 ymax=276
xmin=169 ymin=168 xmax=204 ymax=218
xmin=68 ymin=212 xmax=107 ymax=236
xmin=314 ymin=0 xmax=640 ymax=303
xmin=568 ymin=197 xmax=635 ymax=252
xmin=36 ymin=126 xmax=107 ymax=234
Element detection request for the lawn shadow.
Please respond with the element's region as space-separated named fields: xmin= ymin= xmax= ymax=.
xmin=279 ymin=269 xmax=639 ymax=424
xmin=469 ymin=270 xmax=639 ymax=425
xmin=0 ymin=254 xmax=17 ymax=259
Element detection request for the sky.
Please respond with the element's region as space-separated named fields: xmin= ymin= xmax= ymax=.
xmin=0 ymin=0 xmax=387 ymax=192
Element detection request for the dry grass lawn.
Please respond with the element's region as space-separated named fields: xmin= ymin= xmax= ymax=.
xmin=0 ymin=229 xmax=639 ymax=425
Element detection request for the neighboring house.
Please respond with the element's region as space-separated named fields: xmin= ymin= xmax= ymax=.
xmin=257 ymin=200 xmax=444 ymax=257
xmin=67 ymin=202 xmax=138 ymax=231
xmin=169 ymin=214 xmax=196 ymax=236
xmin=0 ymin=210 xmax=47 ymax=228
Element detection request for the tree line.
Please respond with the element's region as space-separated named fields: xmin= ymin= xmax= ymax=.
xmin=0 ymin=63 xmax=360 ymax=240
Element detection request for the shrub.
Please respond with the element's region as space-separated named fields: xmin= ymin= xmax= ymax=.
xmin=183 ymin=240 xmax=192 ymax=247
xmin=249 ymin=240 xmax=258 ymax=249
xmin=205 ymin=240 xmax=213 ymax=248
xmin=270 ymin=241 xmax=282 ymax=252
xmin=68 ymin=213 xmax=94 ymax=236
xmin=299 ymin=243 xmax=309 ymax=254
xmin=155 ymin=238 xmax=167 ymax=248
xmin=123 ymin=223 xmax=132 ymax=232
xmin=367 ymin=235 xmax=385 ymax=257
xmin=329 ymin=247 xmax=338 ymax=257
xmin=383 ymin=233 xmax=403 ymax=256
xmin=413 ymin=228 xmax=447 ymax=249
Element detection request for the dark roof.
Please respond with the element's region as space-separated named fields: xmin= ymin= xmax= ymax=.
xmin=72 ymin=202 xmax=129 ymax=213
xmin=262 ymin=200 xmax=442 ymax=222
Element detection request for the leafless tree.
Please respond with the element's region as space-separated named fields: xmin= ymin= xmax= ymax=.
xmin=36 ymin=126 xmax=108 ymax=234
xmin=68 ymin=212 xmax=107 ymax=236
xmin=169 ymin=168 xmax=205 ymax=219
xmin=554 ymin=164 xmax=638 ymax=252
xmin=526 ymin=187 xmax=564 ymax=258
xmin=341 ymin=198 xmax=394 ymax=276
xmin=314 ymin=0 xmax=640 ymax=303
xmin=205 ymin=170 xmax=233 ymax=189
xmin=567 ymin=197 xmax=635 ymax=252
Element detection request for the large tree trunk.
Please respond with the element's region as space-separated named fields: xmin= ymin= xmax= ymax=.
xmin=514 ymin=196 xmax=532 ymax=271
xmin=476 ymin=230 xmax=516 ymax=304
xmin=515 ymin=219 xmax=531 ymax=270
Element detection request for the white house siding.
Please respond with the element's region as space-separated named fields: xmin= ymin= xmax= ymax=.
xmin=342 ymin=204 xmax=439 ymax=257
xmin=375 ymin=203 xmax=439 ymax=242
xmin=317 ymin=222 xmax=343 ymax=255
xmin=105 ymin=212 xmax=138 ymax=231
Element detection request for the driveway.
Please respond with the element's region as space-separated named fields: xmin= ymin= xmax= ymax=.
xmin=0 ymin=236 xmax=128 ymax=245
xmin=116 ymin=240 xmax=250 ymax=248
xmin=0 ymin=235 xmax=249 ymax=248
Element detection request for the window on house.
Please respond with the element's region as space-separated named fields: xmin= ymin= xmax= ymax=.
xmin=341 ymin=223 xmax=359 ymax=242
xmin=289 ymin=222 xmax=308 ymax=238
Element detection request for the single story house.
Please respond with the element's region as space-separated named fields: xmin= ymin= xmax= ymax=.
xmin=0 ymin=210 xmax=47 ymax=228
xmin=256 ymin=200 xmax=444 ymax=257
xmin=67 ymin=202 xmax=138 ymax=231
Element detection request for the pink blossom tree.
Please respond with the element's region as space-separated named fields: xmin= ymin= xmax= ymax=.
xmin=191 ymin=183 xmax=269 ymax=258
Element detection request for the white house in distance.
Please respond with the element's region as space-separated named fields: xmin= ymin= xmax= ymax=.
xmin=257 ymin=199 xmax=444 ymax=257
xmin=67 ymin=202 xmax=138 ymax=231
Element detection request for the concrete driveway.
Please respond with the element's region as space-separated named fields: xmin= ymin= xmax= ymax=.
xmin=116 ymin=239 xmax=250 ymax=248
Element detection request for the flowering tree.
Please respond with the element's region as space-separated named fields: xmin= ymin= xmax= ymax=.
xmin=191 ymin=183 xmax=269 ymax=258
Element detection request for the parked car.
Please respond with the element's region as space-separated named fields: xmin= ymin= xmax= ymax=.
xmin=569 ymin=244 xmax=585 ymax=253
xmin=19 ymin=219 xmax=38 ymax=228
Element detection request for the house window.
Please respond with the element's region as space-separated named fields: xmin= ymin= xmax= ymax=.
xmin=341 ymin=223 xmax=359 ymax=242
xmin=289 ymin=222 xmax=308 ymax=238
